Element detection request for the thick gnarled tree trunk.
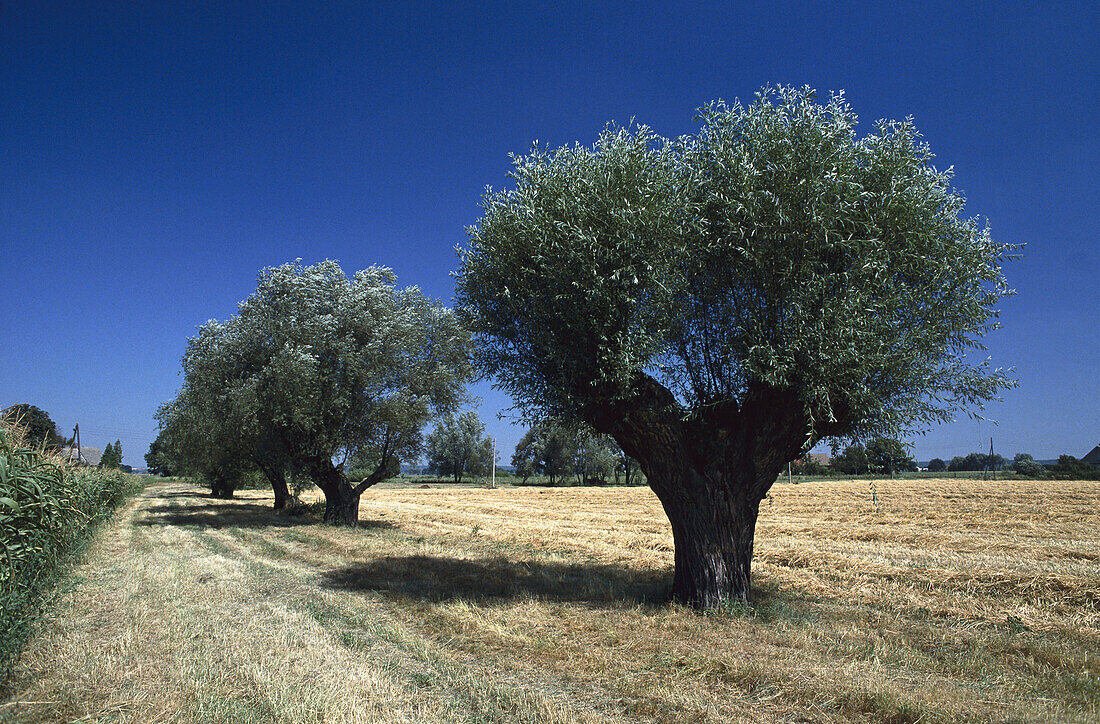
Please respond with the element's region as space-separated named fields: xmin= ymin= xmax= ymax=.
xmin=307 ymin=453 xmax=393 ymax=527
xmin=323 ymin=482 xmax=361 ymax=525
xmin=271 ymin=476 xmax=293 ymax=510
xmin=586 ymin=379 xmax=803 ymax=609
xmin=260 ymin=465 xmax=294 ymax=510
xmin=655 ymin=480 xmax=762 ymax=607
xmin=308 ymin=458 xmax=361 ymax=526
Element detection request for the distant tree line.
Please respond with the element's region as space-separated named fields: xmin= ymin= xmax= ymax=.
xmin=511 ymin=419 xmax=641 ymax=486
xmin=792 ymin=445 xmax=1098 ymax=481
xmin=827 ymin=439 xmax=918 ymax=477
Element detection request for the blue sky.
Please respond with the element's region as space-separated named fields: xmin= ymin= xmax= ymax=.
xmin=2 ymin=1 xmax=1096 ymax=465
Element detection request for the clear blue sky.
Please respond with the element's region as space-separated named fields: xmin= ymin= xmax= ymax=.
xmin=2 ymin=1 xmax=1096 ymax=465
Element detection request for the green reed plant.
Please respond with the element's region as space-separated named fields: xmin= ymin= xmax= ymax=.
xmin=0 ymin=421 xmax=141 ymax=680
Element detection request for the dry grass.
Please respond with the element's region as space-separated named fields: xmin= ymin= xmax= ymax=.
xmin=2 ymin=478 xmax=1096 ymax=722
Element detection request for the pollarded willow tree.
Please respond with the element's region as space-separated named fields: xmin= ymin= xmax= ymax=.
xmin=455 ymin=86 xmax=1015 ymax=608
xmin=163 ymin=260 xmax=472 ymax=524
xmin=154 ymin=338 xmax=286 ymax=502
xmin=425 ymin=411 xmax=492 ymax=484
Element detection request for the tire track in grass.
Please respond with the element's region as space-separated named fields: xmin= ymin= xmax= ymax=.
xmin=195 ymin=517 xmax=779 ymax=722
xmin=178 ymin=505 xmax=606 ymax=723
xmin=6 ymin=482 xmax=491 ymax=723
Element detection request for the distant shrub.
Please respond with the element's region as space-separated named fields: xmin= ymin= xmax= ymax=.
xmin=0 ymin=421 xmax=141 ymax=680
xmin=0 ymin=404 xmax=64 ymax=451
xmin=927 ymin=458 xmax=946 ymax=472
xmin=947 ymin=452 xmax=1008 ymax=472
xmin=1011 ymin=453 xmax=1046 ymax=478
xmin=1048 ymin=455 xmax=1100 ymax=480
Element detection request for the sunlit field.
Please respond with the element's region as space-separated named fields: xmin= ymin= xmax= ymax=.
xmin=3 ymin=478 xmax=1097 ymax=722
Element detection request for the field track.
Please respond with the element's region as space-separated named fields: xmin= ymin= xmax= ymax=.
xmin=2 ymin=478 xmax=1097 ymax=723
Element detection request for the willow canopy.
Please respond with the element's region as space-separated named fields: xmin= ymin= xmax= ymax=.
xmin=455 ymin=86 xmax=1015 ymax=608
xmin=160 ymin=260 xmax=472 ymax=524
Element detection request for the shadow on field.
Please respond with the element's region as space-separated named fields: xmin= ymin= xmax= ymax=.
xmin=321 ymin=554 xmax=669 ymax=606
xmin=153 ymin=490 xmax=210 ymax=499
xmin=135 ymin=501 xmax=395 ymax=531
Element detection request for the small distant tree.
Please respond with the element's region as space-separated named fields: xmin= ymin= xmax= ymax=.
xmin=866 ymin=438 xmax=916 ymax=478
xmin=457 ymin=86 xmax=1015 ymax=606
xmin=99 ymin=441 xmax=123 ymax=469
xmin=511 ymin=428 xmax=540 ymax=483
xmin=948 ymin=452 xmax=1007 ymax=472
xmin=426 ymin=411 xmax=491 ymax=484
xmin=927 ymin=457 xmax=947 ymax=472
xmin=1 ymin=404 xmax=63 ymax=451
xmin=1011 ymin=453 xmax=1044 ymax=478
xmin=512 ymin=420 xmax=629 ymax=485
xmin=571 ymin=428 xmax=618 ymax=484
xmin=537 ymin=424 xmax=574 ymax=485
xmin=832 ymin=444 xmax=870 ymax=475
xmin=614 ymin=451 xmax=641 ymax=485
xmin=471 ymin=436 xmax=495 ymax=478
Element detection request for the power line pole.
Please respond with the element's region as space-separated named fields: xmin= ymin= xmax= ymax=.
xmin=990 ymin=437 xmax=996 ymax=481
xmin=73 ymin=424 xmax=84 ymax=465
xmin=490 ymin=437 xmax=496 ymax=489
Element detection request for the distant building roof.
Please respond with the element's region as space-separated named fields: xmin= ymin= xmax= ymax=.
xmin=808 ymin=453 xmax=831 ymax=466
xmin=1083 ymin=444 xmax=1100 ymax=466
xmin=60 ymin=446 xmax=102 ymax=466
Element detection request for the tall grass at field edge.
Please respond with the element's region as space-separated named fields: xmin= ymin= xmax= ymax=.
xmin=0 ymin=422 xmax=144 ymax=682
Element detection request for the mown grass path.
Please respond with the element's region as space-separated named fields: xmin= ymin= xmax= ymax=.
xmin=2 ymin=479 xmax=1097 ymax=723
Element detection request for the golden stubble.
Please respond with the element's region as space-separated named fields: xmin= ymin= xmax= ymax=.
xmin=4 ymin=478 xmax=1097 ymax=723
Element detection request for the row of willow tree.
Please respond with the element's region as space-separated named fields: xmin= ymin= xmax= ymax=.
xmin=150 ymin=86 xmax=1015 ymax=608
xmin=147 ymin=263 xmax=473 ymax=525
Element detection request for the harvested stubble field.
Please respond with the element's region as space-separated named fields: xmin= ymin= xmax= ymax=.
xmin=2 ymin=478 xmax=1097 ymax=723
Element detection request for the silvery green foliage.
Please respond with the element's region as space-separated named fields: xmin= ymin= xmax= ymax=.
xmin=457 ymin=86 xmax=1015 ymax=446
xmin=425 ymin=410 xmax=490 ymax=482
xmin=165 ymin=260 xmax=471 ymax=482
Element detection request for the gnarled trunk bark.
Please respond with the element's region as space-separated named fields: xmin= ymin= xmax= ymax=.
xmin=308 ymin=458 xmax=361 ymax=526
xmin=656 ymin=481 xmax=761 ymax=607
xmin=585 ymin=378 xmax=803 ymax=610
xmin=323 ymin=483 xmax=360 ymax=525
xmin=272 ymin=475 xmax=292 ymax=510
xmin=249 ymin=455 xmax=297 ymax=510
xmin=307 ymin=452 xmax=396 ymax=527
xmin=258 ymin=464 xmax=294 ymax=510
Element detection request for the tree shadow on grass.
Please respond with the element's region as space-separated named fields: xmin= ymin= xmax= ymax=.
xmin=152 ymin=490 xmax=210 ymax=500
xmin=321 ymin=554 xmax=671 ymax=607
xmin=135 ymin=501 xmax=396 ymax=531
xmin=320 ymin=555 xmax=835 ymax=615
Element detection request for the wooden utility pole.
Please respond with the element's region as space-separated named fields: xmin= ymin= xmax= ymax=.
xmin=787 ymin=461 xmax=792 ymax=485
xmin=73 ymin=424 xmax=84 ymax=465
xmin=990 ymin=437 xmax=996 ymax=481
xmin=490 ymin=437 xmax=496 ymax=489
